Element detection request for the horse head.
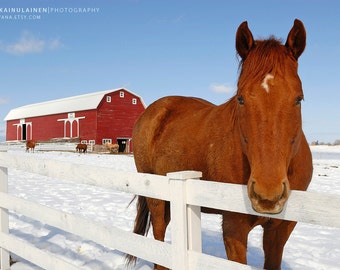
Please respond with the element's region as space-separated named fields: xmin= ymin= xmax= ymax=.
xmin=235 ymin=19 xmax=306 ymax=214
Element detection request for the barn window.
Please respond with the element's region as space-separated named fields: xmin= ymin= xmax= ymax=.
xmin=106 ymin=96 xmax=111 ymax=102
xmin=102 ymin=138 xmax=112 ymax=144
xmin=132 ymin=98 xmax=137 ymax=105
xmin=120 ymin=91 xmax=124 ymax=98
xmin=89 ymin=140 xmax=95 ymax=145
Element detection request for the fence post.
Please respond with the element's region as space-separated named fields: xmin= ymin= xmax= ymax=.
xmin=187 ymin=203 xmax=202 ymax=252
xmin=168 ymin=171 xmax=202 ymax=270
xmin=0 ymin=167 xmax=10 ymax=270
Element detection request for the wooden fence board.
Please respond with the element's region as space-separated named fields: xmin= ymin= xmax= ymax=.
xmin=185 ymin=179 xmax=340 ymax=228
xmin=0 ymin=192 xmax=172 ymax=269
xmin=0 ymin=232 xmax=82 ymax=270
xmin=0 ymin=152 xmax=170 ymax=200
xmin=188 ymin=250 xmax=261 ymax=270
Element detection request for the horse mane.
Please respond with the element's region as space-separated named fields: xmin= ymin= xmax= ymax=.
xmin=237 ymin=37 xmax=295 ymax=92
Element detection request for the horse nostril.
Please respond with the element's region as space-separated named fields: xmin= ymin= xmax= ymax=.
xmin=280 ymin=183 xmax=286 ymax=199
xmin=250 ymin=181 xmax=260 ymax=199
xmin=280 ymin=181 xmax=290 ymax=200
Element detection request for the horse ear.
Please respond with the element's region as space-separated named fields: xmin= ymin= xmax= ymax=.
xmin=236 ymin=21 xmax=255 ymax=60
xmin=285 ymin=19 xmax=306 ymax=60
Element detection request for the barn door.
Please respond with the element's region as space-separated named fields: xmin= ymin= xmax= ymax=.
xmin=22 ymin=124 xmax=27 ymax=140
xmin=117 ymin=138 xmax=131 ymax=153
xmin=65 ymin=122 xmax=71 ymax=138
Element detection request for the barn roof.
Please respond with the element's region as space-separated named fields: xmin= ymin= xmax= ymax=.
xmin=4 ymin=88 xmax=146 ymax=121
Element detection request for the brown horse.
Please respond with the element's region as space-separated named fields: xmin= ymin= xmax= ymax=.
xmin=128 ymin=19 xmax=313 ymax=270
xmin=25 ymin=141 xmax=36 ymax=153
xmin=76 ymin=143 xmax=87 ymax=153
xmin=105 ymin=142 xmax=119 ymax=154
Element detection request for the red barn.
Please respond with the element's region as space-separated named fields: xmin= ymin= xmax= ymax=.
xmin=4 ymin=88 xmax=146 ymax=152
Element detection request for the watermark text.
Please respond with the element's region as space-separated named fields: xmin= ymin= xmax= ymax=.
xmin=0 ymin=7 xmax=100 ymax=21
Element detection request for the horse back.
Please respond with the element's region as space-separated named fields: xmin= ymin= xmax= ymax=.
xmin=132 ymin=96 xmax=227 ymax=176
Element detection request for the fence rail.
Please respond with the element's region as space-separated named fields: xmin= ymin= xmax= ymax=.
xmin=0 ymin=152 xmax=339 ymax=269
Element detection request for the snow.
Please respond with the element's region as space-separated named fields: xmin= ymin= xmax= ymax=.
xmin=5 ymin=146 xmax=340 ymax=269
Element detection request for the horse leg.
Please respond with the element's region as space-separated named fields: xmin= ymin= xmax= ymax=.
xmin=262 ymin=219 xmax=296 ymax=270
xmin=222 ymin=211 xmax=255 ymax=264
xmin=146 ymin=198 xmax=170 ymax=270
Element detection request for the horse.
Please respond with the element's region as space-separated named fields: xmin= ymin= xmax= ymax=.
xmin=76 ymin=143 xmax=87 ymax=153
xmin=25 ymin=141 xmax=36 ymax=153
xmin=127 ymin=19 xmax=313 ymax=270
xmin=105 ymin=142 xmax=119 ymax=154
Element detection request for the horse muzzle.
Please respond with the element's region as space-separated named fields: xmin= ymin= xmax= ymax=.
xmin=248 ymin=178 xmax=290 ymax=214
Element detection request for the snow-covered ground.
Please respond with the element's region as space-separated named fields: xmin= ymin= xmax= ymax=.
xmin=4 ymin=145 xmax=340 ymax=270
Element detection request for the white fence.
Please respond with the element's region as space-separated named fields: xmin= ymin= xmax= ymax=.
xmin=0 ymin=152 xmax=339 ymax=270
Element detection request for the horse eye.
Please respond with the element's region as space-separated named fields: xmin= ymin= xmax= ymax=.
xmin=295 ymin=96 xmax=303 ymax=105
xmin=237 ymin=96 xmax=245 ymax=105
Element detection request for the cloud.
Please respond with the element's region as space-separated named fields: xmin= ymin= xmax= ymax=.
xmin=48 ymin=38 xmax=63 ymax=50
xmin=0 ymin=31 xmax=63 ymax=55
xmin=173 ymin=14 xmax=185 ymax=23
xmin=0 ymin=97 xmax=10 ymax=105
xmin=210 ymin=83 xmax=234 ymax=94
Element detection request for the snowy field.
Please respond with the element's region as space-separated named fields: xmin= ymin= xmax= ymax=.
xmin=3 ymin=145 xmax=340 ymax=270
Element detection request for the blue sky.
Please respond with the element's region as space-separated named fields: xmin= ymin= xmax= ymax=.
xmin=0 ymin=0 xmax=339 ymax=143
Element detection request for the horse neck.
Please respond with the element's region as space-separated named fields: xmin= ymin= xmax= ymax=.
xmin=206 ymin=98 xmax=249 ymax=183
xmin=214 ymin=97 xmax=243 ymax=152
xmin=220 ymin=96 xmax=238 ymax=131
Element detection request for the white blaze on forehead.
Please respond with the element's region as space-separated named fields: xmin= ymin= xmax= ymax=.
xmin=261 ymin=74 xmax=274 ymax=93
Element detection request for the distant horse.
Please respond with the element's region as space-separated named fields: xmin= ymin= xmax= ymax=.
xmin=128 ymin=19 xmax=313 ymax=270
xmin=25 ymin=141 xmax=36 ymax=153
xmin=105 ymin=142 xmax=119 ymax=154
xmin=76 ymin=143 xmax=87 ymax=153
